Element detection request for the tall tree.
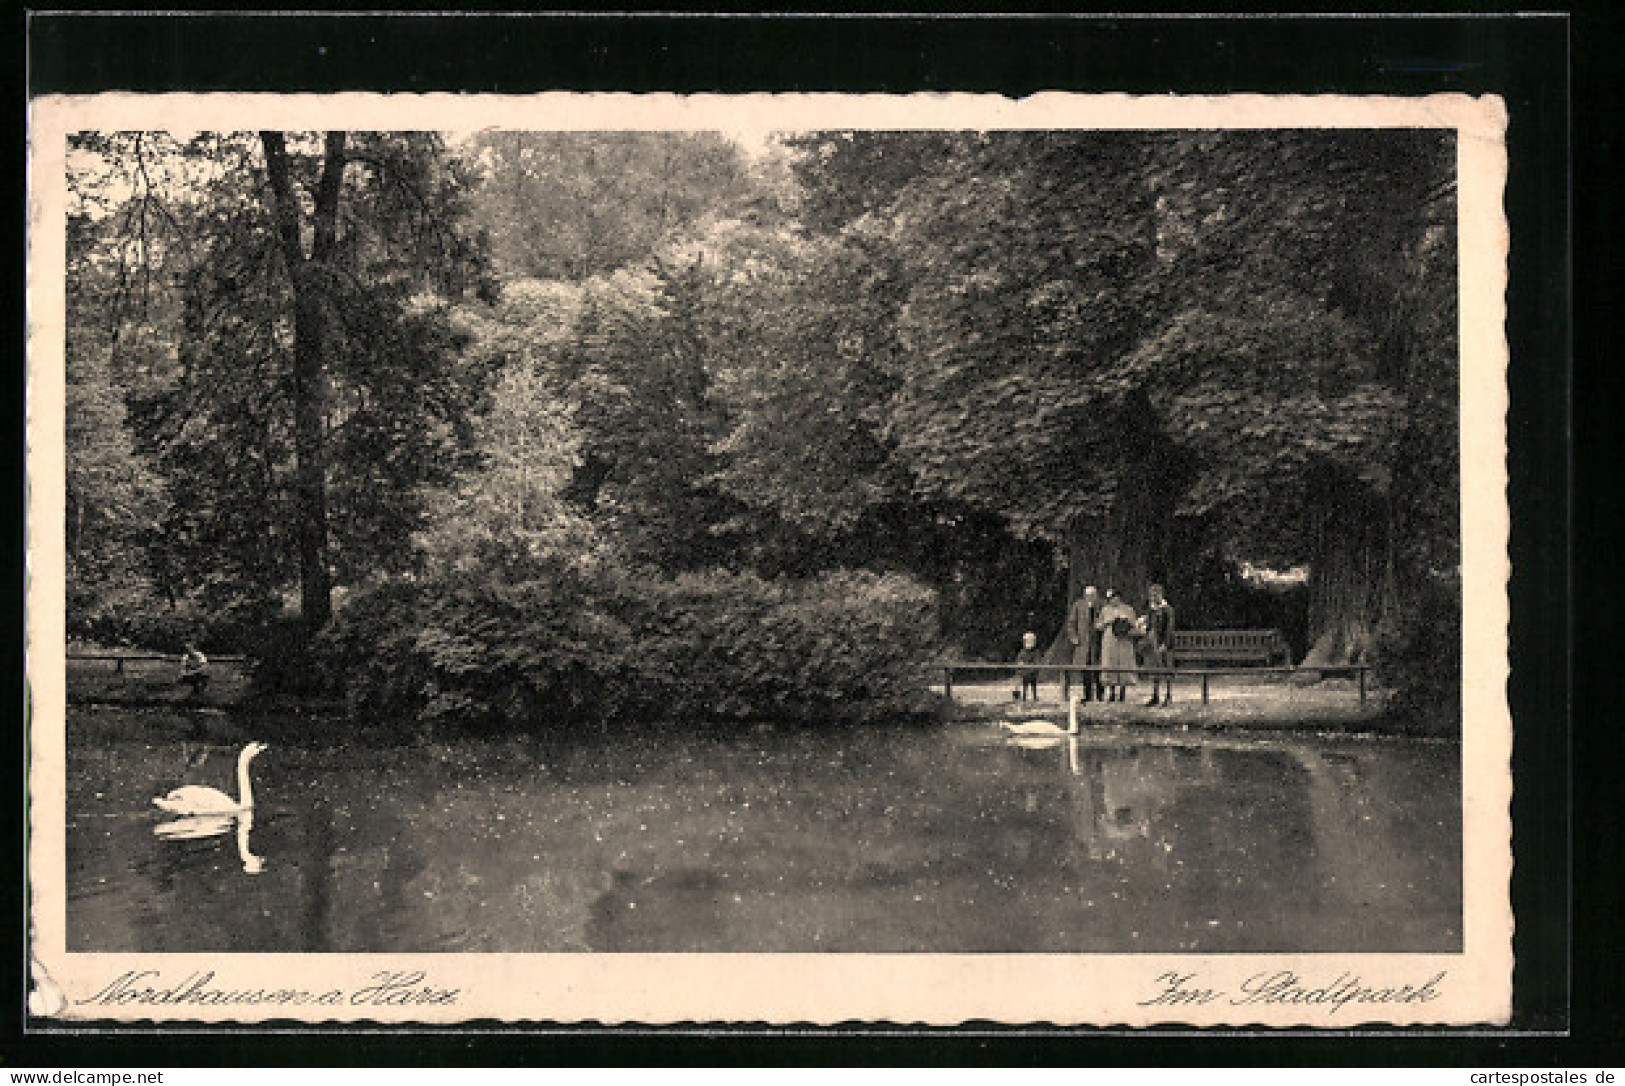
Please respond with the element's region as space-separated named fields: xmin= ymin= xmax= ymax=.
xmin=788 ymin=128 xmax=1457 ymax=662
xmin=859 ymin=132 xmax=1178 ymax=603
xmin=424 ymin=280 xmax=599 ymax=569
xmin=695 ymin=220 xmax=908 ymax=536
xmin=1132 ymin=130 xmax=1457 ymax=662
xmin=260 ymin=131 xmax=346 ymax=628
xmin=569 ymin=259 xmax=752 ymax=570
xmin=64 ymin=135 xmax=200 ymax=627
xmin=73 ymin=131 xmax=492 ymax=630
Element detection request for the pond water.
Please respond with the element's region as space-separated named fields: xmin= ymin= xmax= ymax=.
xmin=66 ymin=710 xmax=1460 ymax=953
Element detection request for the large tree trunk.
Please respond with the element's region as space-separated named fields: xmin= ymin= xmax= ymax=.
xmin=262 ymin=132 xmax=347 ymax=632
xmin=1300 ymin=491 xmax=1397 ymax=670
xmin=1065 ymin=451 xmax=1177 ymax=607
xmin=1066 ymin=507 xmax=1153 ymax=611
xmin=1047 ymin=480 xmax=1164 ymax=663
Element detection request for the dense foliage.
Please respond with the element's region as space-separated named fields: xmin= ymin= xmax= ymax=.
xmin=320 ymin=568 xmax=939 ymax=728
xmin=66 ymin=132 xmax=492 ymax=633
xmin=63 ymin=126 xmax=1461 ymax=731
xmin=467 ymin=131 xmax=778 ymax=280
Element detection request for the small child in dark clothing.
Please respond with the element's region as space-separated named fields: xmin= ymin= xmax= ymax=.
xmin=1015 ymin=631 xmax=1043 ymax=701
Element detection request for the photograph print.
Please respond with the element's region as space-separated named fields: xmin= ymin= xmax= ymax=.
xmin=29 ymin=93 xmax=1511 ymax=1025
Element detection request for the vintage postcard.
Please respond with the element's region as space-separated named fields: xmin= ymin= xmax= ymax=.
xmin=26 ymin=91 xmax=1510 ymax=1026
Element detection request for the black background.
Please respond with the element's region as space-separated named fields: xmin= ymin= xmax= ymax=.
xmin=12 ymin=6 xmax=1600 ymax=1068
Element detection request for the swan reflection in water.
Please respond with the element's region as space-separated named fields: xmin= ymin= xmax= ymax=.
xmin=152 ymin=809 xmax=265 ymax=874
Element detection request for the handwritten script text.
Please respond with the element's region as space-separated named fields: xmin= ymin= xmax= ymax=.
xmin=77 ymin=970 xmax=459 ymax=1008
xmin=1138 ymin=970 xmax=1446 ymax=1015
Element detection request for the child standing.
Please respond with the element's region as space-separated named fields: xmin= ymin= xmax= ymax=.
xmin=1015 ymin=631 xmax=1043 ymax=702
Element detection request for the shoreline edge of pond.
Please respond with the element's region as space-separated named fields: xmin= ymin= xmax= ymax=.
xmin=62 ymin=686 xmax=1458 ymax=743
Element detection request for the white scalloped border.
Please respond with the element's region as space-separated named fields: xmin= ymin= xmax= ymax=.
xmin=25 ymin=91 xmax=1512 ymax=1027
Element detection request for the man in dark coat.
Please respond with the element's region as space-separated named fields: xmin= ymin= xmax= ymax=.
xmin=1144 ymin=583 xmax=1176 ymax=705
xmin=1066 ymin=585 xmax=1106 ymax=702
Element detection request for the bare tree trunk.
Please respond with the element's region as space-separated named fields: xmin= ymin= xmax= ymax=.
xmin=261 ymin=131 xmax=347 ymax=632
xmin=1066 ymin=509 xmax=1152 ymax=608
xmin=1300 ymin=490 xmax=1397 ymax=671
xmin=288 ymin=287 xmax=334 ymax=631
xmin=1048 ymin=481 xmax=1163 ymax=662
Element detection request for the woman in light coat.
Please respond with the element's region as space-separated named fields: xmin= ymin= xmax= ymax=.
xmin=1094 ymin=589 xmax=1139 ymax=702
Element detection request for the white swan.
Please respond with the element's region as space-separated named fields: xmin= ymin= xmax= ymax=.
xmin=998 ymin=697 xmax=1084 ymax=737
xmin=153 ymin=741 xmax=267 ymax=816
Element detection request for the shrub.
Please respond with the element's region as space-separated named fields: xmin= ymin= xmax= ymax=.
xmin=323 ymin=564 xmax=940 ymax=730
xmin=319 ymin=548 xmax=641 ymax=730
xmin=314 ymin=581 xmax=440 ymax=720
xmin=246 ymin=611 xmax=343 ymax=701
xmin=1373 ymin=573 xmax=1462 ymax=736
xmin=74 ymin=601 xmax=197 ymax=652
xmin=621 ymin=569 xmax=941 ymax=724
xmin=69 ymin=591 xmax=282 ymax=655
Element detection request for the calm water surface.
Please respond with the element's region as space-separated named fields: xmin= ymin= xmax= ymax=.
xmin=67 ymin=710 xmax=1460 ymax=953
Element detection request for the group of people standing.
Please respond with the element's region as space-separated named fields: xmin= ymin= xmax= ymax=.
xmin=1063 ymin=583 xmax=1177 ymax=706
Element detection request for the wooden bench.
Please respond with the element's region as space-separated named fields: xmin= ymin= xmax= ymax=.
xmin=1171 ymin=629 xmax=1290 ymax=667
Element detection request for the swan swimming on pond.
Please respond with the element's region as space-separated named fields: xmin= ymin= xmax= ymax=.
xmin=153 ymin=741 xmax=267 ymax=816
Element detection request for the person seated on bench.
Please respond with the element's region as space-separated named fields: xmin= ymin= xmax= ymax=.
xmin=1014 ymin=631 xmax=1043 ymax=702
xmin=178 ymin=643 xmax=209 ymax=697
xmin=1143 ymin=583 xmax=1176 ymax=706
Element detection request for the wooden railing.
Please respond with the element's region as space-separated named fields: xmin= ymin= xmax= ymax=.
xmin=930 ymin=661 xmax=1373 ymax=706
xmin=67 ymin=651 xmax=247 ymax=677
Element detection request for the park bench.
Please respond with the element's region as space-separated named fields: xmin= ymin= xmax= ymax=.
xmin=1171 ymin=629 xmax=1290 ymax=667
